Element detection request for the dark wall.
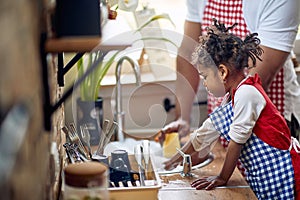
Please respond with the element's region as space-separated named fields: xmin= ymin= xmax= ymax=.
xmin=0 ymin=1 xmax=64 ymax=199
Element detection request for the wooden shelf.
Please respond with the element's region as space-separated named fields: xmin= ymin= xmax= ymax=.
xmin=45 ymin=37 xmax=101 ymax=52
xmin=45 ymin=36 xmax=131 ymax=53
xmin=45 ymin=18 xmax=133 ymax=53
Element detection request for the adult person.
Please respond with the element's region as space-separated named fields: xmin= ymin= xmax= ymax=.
xmin=161 ymin=0 xmax=300 ymax=152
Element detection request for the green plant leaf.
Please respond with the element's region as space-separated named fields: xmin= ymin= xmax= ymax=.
xmin=132 ymin=36 xmax=178 ymax=48
xmin=135 ymin=13 xmax=176 ymax=33
xmin=77 ymin=57 xmax=86 ymax=101
xmin=77 ymin=53 xmax=98 ymax=101
xmin=93 ymin=51 xmax=121 ymax=100
xmin=76 ymin=12 xmax=178 ymax=101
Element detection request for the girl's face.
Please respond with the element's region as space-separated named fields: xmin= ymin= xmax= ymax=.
xmin=198 ymin=65 xmax=226 ymax=97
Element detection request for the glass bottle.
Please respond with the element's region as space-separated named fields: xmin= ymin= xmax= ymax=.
xmin=63 ymin=161 xmax=109 ymax=200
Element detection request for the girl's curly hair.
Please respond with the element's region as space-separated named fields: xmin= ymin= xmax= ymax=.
xmin=192 ymin=18 xmax=263 ymax=71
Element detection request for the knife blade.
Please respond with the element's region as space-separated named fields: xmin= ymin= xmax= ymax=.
xmin=134 ymin=144 xmax=145 ymax=186
xmin=142 ymin=140 xmax=150 ymax=179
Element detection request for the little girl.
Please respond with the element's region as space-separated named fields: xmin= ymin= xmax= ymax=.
xmin=164 ymin=19 xmax=300 ymax=199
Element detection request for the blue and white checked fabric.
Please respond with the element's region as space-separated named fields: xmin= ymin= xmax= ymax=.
xmin=209 ymin=101 xmax=295 ymax=199
xmin=240 ymin=134 xmax=294 ymax=199
xmin=209 ymin=101 xmax=233 ymax=140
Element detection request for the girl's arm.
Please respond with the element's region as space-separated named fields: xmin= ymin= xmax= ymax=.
xmin=163 ymin=140 xmax=195 ymax=170
xmin=218 ymin=140 xmax=243 ymax=184
xmin=191 ymin=140 xmax=242 ymax=190
xmin=164 ymin=117 xmax=219 ymax=170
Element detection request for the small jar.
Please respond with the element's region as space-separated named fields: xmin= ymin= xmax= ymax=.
xmin=63 ymin=161 xmax=109 ymax=200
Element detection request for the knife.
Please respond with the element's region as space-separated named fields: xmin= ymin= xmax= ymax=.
xmin=134 ymin=144 xmax=145 ymax=186
xmin=142 ymin=140 xmax=150 ymax=179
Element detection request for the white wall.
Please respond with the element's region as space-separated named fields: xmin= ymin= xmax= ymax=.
xmin=100 ymin=77 xmax=208 ymax=136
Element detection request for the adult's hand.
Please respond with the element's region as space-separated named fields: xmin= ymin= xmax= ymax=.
xmin=158 ymin=118 xmax=190 ymax=144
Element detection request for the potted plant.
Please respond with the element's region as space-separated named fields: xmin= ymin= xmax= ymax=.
xmin=75 ymin=13 xmax=177 ymax=145
xmin=76 ymin=51 xmax=120 ymax=145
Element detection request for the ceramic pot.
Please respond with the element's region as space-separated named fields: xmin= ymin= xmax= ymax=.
xmin=76 ymin=97 xmax=103 ymax=146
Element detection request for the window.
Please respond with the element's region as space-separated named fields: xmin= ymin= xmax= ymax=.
xmin=101 ymin=0 xmax=187 ymax=85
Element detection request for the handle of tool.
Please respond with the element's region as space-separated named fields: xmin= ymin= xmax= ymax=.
xmin=176 ymin=147 xmax=185 ymax=157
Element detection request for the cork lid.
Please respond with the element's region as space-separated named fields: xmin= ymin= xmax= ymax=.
xmin=64 ymin=161 xmax=107 ymax=187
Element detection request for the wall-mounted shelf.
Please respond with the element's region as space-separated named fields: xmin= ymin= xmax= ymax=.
xmin=45 ymin=37 xmax=131 ymax=53
xmin=40 ymin=20 xmax=132 ymax=130
xmin=45 ymin=36 xmax=131 ymax=86
xmin=45 ymin=37 xmax=102 ymax=53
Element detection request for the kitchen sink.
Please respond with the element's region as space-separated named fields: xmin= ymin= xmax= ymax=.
xmin=102 ymin=138 xmax=214 ymax=175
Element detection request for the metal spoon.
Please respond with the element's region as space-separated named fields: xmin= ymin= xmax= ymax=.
xmin=80 ymin=124 xmax=92 ymax=158
xmin=96 ymin=119 xmax=110 ymax=155
xmin=96 ymin=121 xmax=117 ymax=155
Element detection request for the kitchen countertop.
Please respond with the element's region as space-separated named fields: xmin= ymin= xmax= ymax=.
xmin=158 ymin=140 xmax=257 ymax=200
xmin=100 ymin=137 xmax=257 ymax=200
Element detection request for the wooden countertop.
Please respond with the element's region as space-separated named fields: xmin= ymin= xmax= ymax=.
xmin=158 ymin=140 xmax=257 ymax=200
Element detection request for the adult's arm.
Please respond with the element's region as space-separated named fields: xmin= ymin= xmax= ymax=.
xmin=175 ymin=21 xmax=202 ymax=122
xmin=249 ymin=45 xmax=290 ymax=90
xmin=243 ymin=0 xmax=299 ymax=90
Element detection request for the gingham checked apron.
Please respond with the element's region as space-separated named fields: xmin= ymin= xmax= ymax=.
xmin=209 ymin=79 xmax=295 ymax=199
xmin=201 ymin=0 xmax=285 ymax=177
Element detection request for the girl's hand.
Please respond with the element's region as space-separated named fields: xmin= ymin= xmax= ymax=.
xmin=191 ymin=176 xmax=227 ymax=190
xmin=163 ymin=158 xmax=181 ymax=171
xmin=163 ymin=152 xmax=182 ymax=170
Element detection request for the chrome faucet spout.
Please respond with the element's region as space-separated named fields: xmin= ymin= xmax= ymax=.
xmin=176 ymin=148 xmax=193 ymax=177
xmin=115 ymin=56 xmax=141 ymax=142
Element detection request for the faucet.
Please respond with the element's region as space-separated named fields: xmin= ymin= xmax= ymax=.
xmin=176 ymin=148 xmax=193 ymax=177
xmin=115 ymin=56 xmax=141 ymax=142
